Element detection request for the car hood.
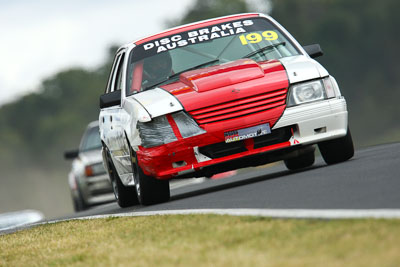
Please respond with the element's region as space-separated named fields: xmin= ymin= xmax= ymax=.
xmin=161 ymin=58 xmax=289 ymax=112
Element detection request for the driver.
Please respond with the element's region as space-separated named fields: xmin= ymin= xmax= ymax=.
xmin=143 ymin=51 xmax=172 ymax=88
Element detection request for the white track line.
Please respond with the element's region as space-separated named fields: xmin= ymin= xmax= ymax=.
xmin=2 ymin=209 xmax=399 ymax=234
xmin=48 ymin=209 xmax=400 ymax=224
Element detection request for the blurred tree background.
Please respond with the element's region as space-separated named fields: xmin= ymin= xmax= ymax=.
xmin=0 ymin=0 xmax=399 ymax=217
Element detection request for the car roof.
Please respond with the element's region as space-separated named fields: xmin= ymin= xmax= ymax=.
xmin=87 ymin=120 xmax=99 ymax=129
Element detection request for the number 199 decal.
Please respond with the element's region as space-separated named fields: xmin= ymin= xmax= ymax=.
xmin=239 ymin=31 xmax=278 ymax=45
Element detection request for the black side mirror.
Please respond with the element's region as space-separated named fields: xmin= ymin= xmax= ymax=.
xmin=64 ymin=149 xmax=79 ymax=159
xmin=303 ymin=44 xmax=323 ymax=58
xmin=100 ymin=90 xmax=121 ymax=109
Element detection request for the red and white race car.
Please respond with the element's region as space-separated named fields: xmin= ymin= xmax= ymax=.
xmin=99 ymin=13 xmax=354 ymax=206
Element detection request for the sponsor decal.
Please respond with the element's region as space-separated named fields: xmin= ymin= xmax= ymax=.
xmin=225 ymin=123 xmax=271 ymax=143
xmin=239 ymin=31 xmax=278 ymax=45
xmin=130 ymin=17 xmax=285 ymax=68
xmin=142 ymin=20 xmax=254 ymax=54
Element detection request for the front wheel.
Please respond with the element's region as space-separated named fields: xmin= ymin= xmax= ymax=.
xmin=72 ymin=190 xmax=88 ymax=212
xmin=318 ymin=127 xmax=354 ymax=165
xmin=131 ymin=149 xmax=170 ymax=205
xmin=106 ymin=149 xmax=139 ymax=208
xmin=110 ymin=169 xmax=139 ymax=208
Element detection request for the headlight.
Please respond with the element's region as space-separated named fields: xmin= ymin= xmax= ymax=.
xmin=171 ymin=111 xmax=205 ymax=138
xmin=137 ymin=115 xmax=177 ymax=148
xmin=85 ymin=163 xmax=106 ymax=177
xmin=287 ymin=77 xmax=337 ymax=107
xmin=137 ymin=111 xmax=205 ymax=148
xmin=287 ymin=80 xmax=325 ymax=106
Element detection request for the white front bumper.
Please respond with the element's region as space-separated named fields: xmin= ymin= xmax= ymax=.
xmin=273 ymin=97 xmax=348 ymax=145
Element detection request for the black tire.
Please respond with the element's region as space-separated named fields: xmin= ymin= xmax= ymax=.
xmin=318 ymin=127 xmax=354 ymax=165
xmin=72 ymin=180 xmax=88 ymax=212
xmin=130 ymin=149 xmax=170 ymax=205
xmin=284 ymin=149 xmax=315 ymax=170
xmin=106 ymin=149 xmax=139 ymax=208
xmin=72 ymin=197 xmax=80 ymax=212
xmin=72 ymin=192 xmax=87 ymax=212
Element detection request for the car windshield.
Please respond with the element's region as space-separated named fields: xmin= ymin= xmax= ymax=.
xmin=126 ymin=16 xmax=300 ymax=95
xmin=80 ymin=126 xmax=102 ymax=152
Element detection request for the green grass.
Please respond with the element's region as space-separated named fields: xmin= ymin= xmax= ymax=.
xmin=1 ymin=215 xmax=400 ymax=266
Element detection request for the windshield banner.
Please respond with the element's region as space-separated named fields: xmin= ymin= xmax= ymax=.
xmin=132 ymin=18 xmax=276 ymax=62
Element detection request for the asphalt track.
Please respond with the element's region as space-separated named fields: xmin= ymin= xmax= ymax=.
xmin=2 ymin=142 xmax=399 ymax=235
xmin=73 ymin=142 xmax=400 ymax=218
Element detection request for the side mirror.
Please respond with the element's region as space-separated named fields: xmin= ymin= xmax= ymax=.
xmin=64 ymin=149 xmax=79 ymax=159
xmin=303 ymin=44 xmax=323 ymax=58
xmin=100 ymin=90 xmax=121 ymax=109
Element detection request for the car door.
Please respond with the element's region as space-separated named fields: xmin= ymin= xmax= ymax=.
xmin=99 ymin=50 xmax=133 ymax=185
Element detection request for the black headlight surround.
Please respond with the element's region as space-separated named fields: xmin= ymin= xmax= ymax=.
xmin=137 ymin=115 xmax=177 ymax=148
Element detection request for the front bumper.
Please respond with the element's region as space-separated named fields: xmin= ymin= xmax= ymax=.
xmin=136 ymin=97 xmax=348 ymax=179
xmin=273 ymin=97 xmax=348 ymax=144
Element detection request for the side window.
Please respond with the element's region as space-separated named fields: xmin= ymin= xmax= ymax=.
xmin=114 ymin=53 xmax=125 ymax=92
xmin=105 ymin=54 xmax=121 ymax=94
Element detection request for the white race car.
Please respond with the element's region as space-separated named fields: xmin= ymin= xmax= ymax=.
xmin=64 ymin=121 xmax=114 ymax=211
xmin=99 ymin=13 xmax=354 ymax=207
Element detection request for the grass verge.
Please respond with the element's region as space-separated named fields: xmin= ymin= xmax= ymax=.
xmin=1 ymin=215 xmax=399 ymax=266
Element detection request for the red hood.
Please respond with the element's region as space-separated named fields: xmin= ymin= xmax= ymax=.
xmin=161 ymin=59 xmax=289 ymax=131
xmin=180 ymin=59 xmax=265 ymax=93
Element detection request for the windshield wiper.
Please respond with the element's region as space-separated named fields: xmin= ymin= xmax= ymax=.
xmin=143 ymin=59 xmax=220 ymax=90
xmin=169 ymin=58 xmax=220 ymax=80
xmin=242 ymin=42 xmax=286 ymax=59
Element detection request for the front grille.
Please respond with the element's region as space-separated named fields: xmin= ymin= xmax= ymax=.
xmin=189 ymin=89 xmax=287 ymax=125
xmin=199 ymin=126 xmax=292 ymax=159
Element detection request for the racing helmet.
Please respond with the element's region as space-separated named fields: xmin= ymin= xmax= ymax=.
xmin=143 ymin=51 xmax=172 ymax=82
